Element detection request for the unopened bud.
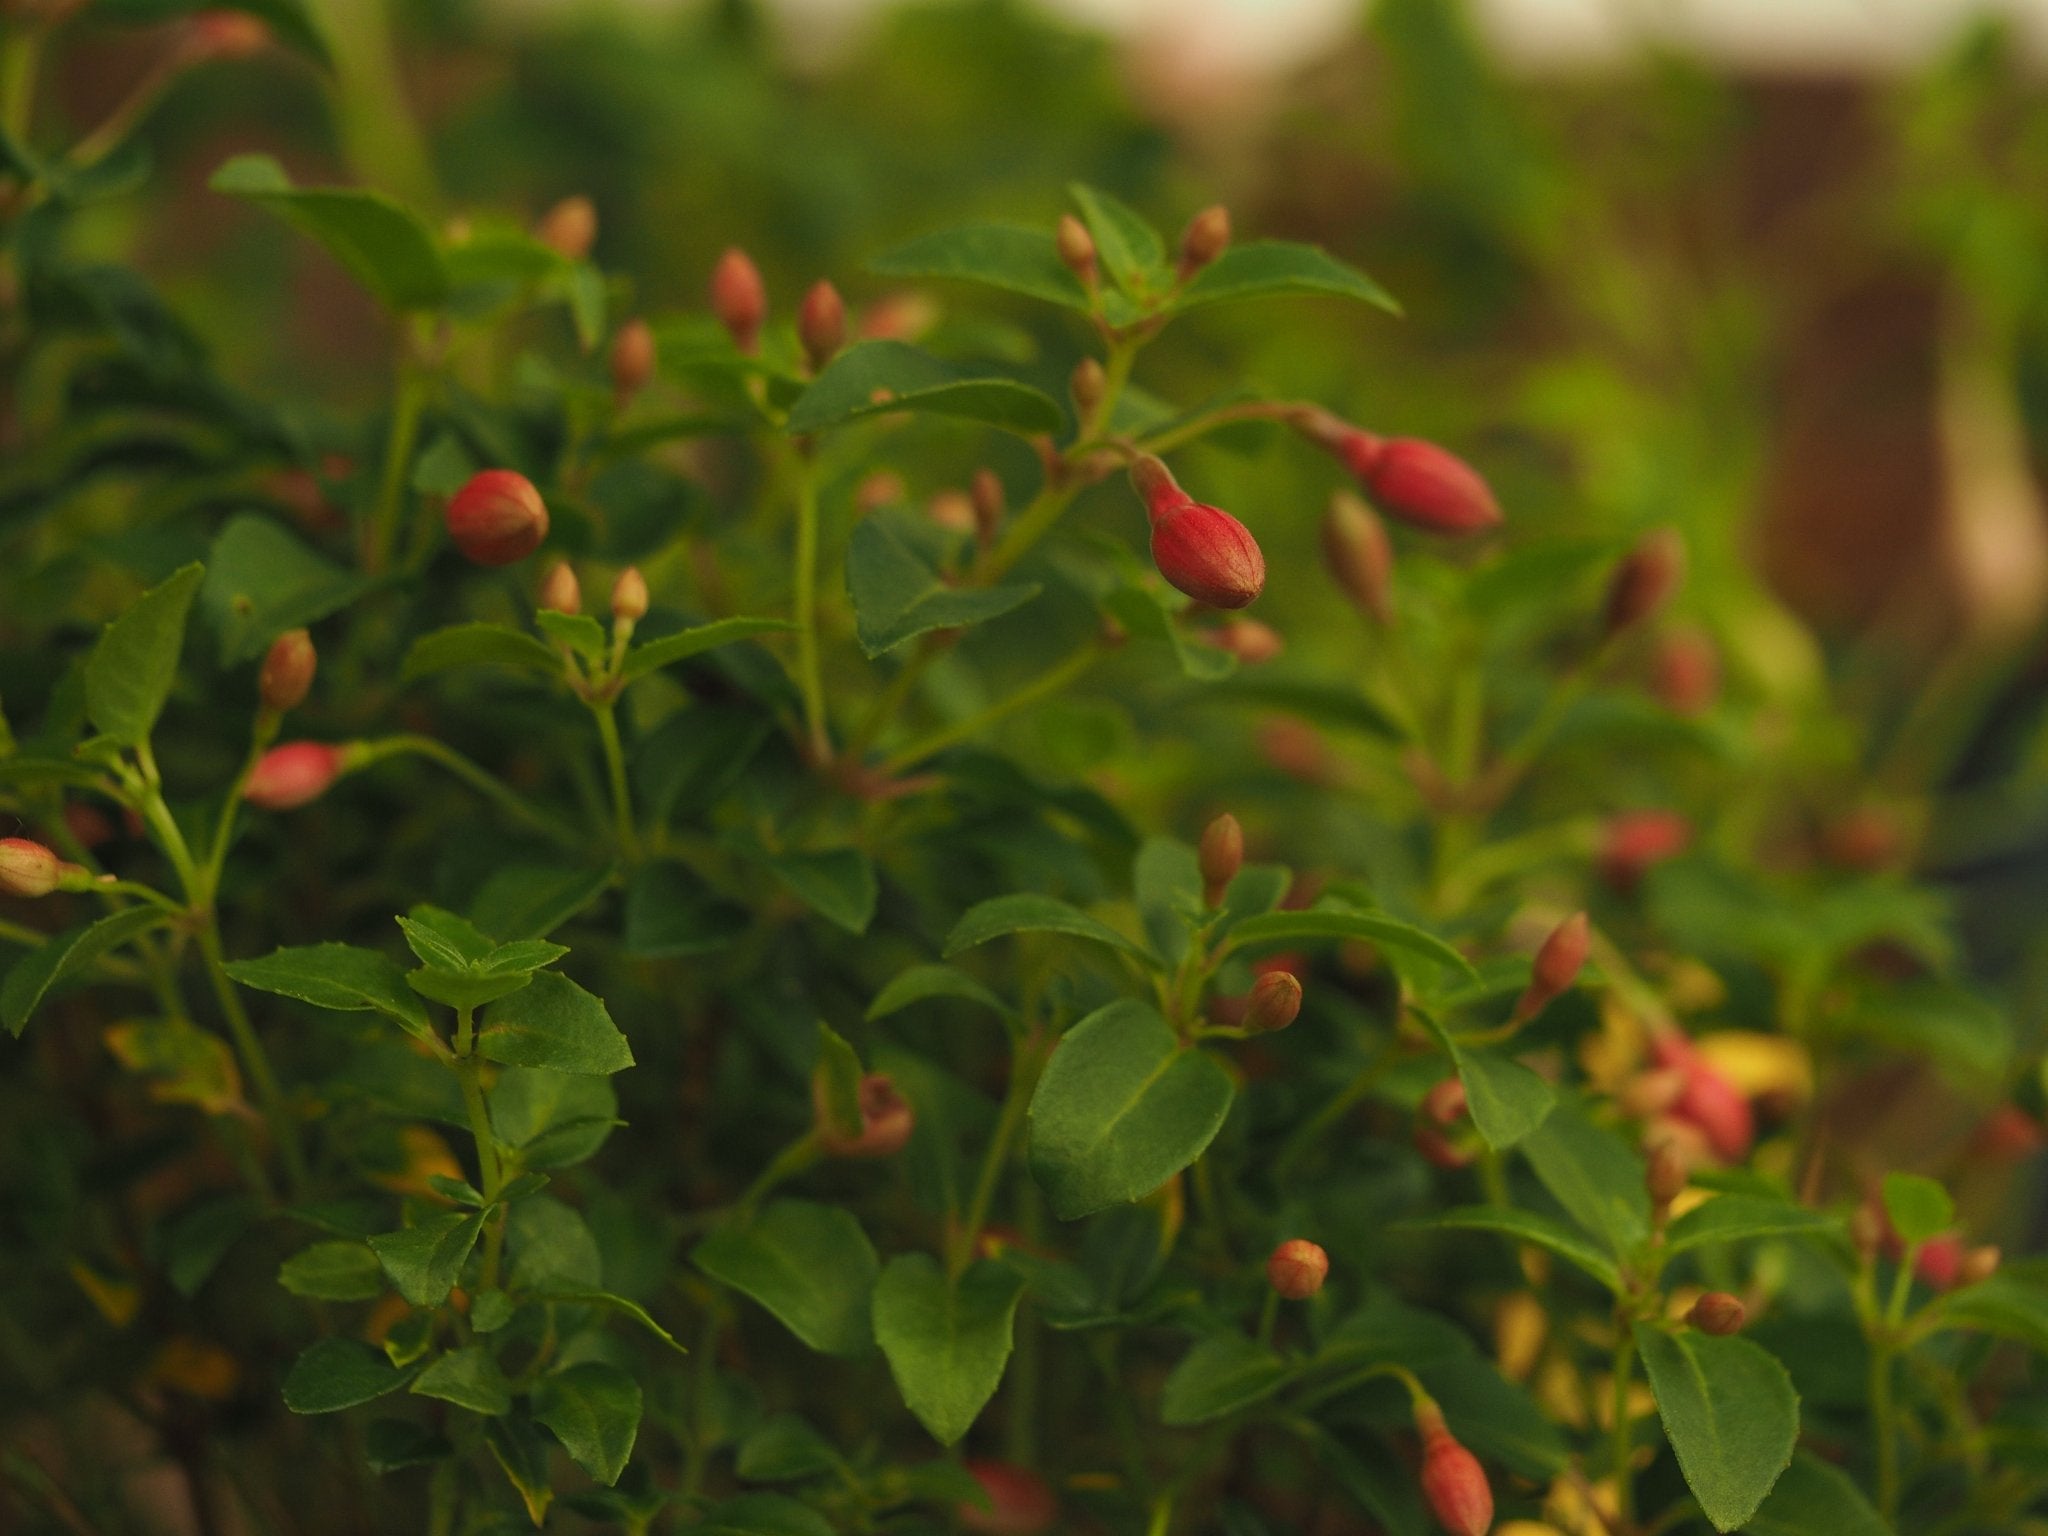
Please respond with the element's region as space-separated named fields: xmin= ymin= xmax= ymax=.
xmin=1244 ymin=970 xmax=1302 ymax=1033
xmin=1055 ymin=214 xmax=1097 ymax=285
xmin=1070 ymin=357 xmax=1105 ymax=418
xmin=1415 ymin=1404 xmax=1494 ymax=1536
xmin=609 ymin=318 xmax=656 ymax=405
xmin=1304 ymin=418 xmax=1503 ymax=537
xmin=1423 ymin=1077 xmax=1468 ymax=1127
xmin=187 ymin=10 xmax=269 ymax=59
xmin=1322 ymin=491 xmax=1395 ymax=625
xmin=858 ymin=291 xmax=938 ymax=344
xmin=1823 ymin=807 xmax=1900 ymax=872
xmin=1653 ymin=625 xmax=1719 ymax=715
xmin=1598 ymin=809 xmax=1691 ymax=893
xmin=970 ymin=469 xmax=1005 ymax=547
xmin=258 ymin=629 xmax=316 ymax=714
xmin=1177 ymin=204 xmax=1231 ymax=278
xmin=1915 ymin=1234 xmax=1964 ymax=1290
xmin=611 ymin=567 xmax=649 ymax=624
xmin=1958 ymin=1244 xmax=2002 ymax=1287
xmin=538 ymin=561 xmax=581 ymax=615
xmin=817 ymin=1073 xmax=915 ymax=1159
xmin=1514 ymin=911 xmax=1588 ymax=1022
xmin=535 ymin=195 xmax=597 ymax=263
xmin=244 ymin=741 xmax=351 ymax=811
xmin=1646 ymin=1138 xmax=1688 ymax=1208
xmin=928 ymin=489 xmax=977 ymax=534
xmin=1604 ymin=526 xmax=1686 ymax=637
xmin=958 ymin=1460 xmax=1057 ymax=1536
xmin=1132 ymin=456 xmax=1265 ymax=610
xmin=857 ymin=472 xmax=907 ymax=514
xmin=1206 ymin=618 xmax=1284 ymax=666
xmin=710 ymin=247 xmax=768 ymax=353
xmin=1199 ymin=813 xmax=1243 ymax=907
xmin=798 ymin=280 xmax=846 ymax=373
xmin=447 ymin=470 xmax=549 ymax=567
xmin=1266 ymin=1238 xmax=1328 ymax=1299
xmin=1970 ymin=1105 xmax=2044 ymax=1162
xmin=1671 ymin=1059 xmax=1754 ymax=1164
xmin=1688 ymin=1291 xmax=1746 ymax=1335
xmin=0 ymin=837 xmax=63 ymax=898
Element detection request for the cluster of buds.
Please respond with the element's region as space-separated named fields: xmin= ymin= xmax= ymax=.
xmin=815 ymin=1072 xmax=915 ymax=1160
xmin=1510 ymin=911 xmax=1589 ymax=1026
xmin=1292 ymin=408 xmax=1503 ymax=536
xmin=1627 ymin=1030 xmax=1754 ymax=1165
xmin=956 ymin=1460 xmax=1057 ymax=1535
xmin=1415 ymin=1077 xmax=1474 ymax=1169
xmin=1129 ymin=455 xmax=1265 ymax=610
xmin=447 ymin=470 xmax=550 ymax=567
xmin=244 ymin=741 xmax=367 ymax=812
xmin=1598 ymin=809 xmax=1691 ymax=893
xmin=1266 ymin=1238 xmax=1329 ymax=1300
xmin=710 ymin=248 xmax=768 ymax=354
xmin=1603 ymin=526 xmax=1686 ymax=638
xmin=257 ymin=628 xmax=316 ymax=716
xmin=1414 ymin=1398 xmax=1495 ymax=1536
xmin=0 ymin=838 xmax=93 ymax=899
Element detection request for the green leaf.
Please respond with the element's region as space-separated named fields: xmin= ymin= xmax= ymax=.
xmin=469 ymin=1291 xmax=515 ymax=1332
xmin=1744 ymin=1453 xmax=1892 ymax=1536
xmin=363 ymin=1417 xmax=453 ymax=1473
xmin=869 ymin=223 xmax=1092 ymax=312
xmin=871 ymin=1253 xmax=1024 ymax=1445
xmin=1026 ymin=999 xmax=1236 ymax=1220
xmin=620 ymin=617 xmax=794 ymax=681
xmin=1634 ymin=1323 xmax=1799 ymax=1533
xmin=1068 ymin=183 xmax=1165 ymax=298
xmin=164 ymin=1195 xmax=259 ymax=1297
xmin=279 ymin=1241 xmax=385 ymax=1301
xmin=768 ymin=849 xmax=877 ymax=935
xmin=407 ymin=965 xmax=535 ymax=1012
xmin=786 ymin=341 xmax=1065 ymax=437
xmin=1520 ymin=1102 xmax=1651 ymax=1256
xmin=3 ymin=907 xmax=170 ymax=1036
xmin=1101 ymin=585 xmax=1236 ymax=681
xmin=411 ymin=1344 xmax=513 ymax=1417
xmin=1419 ymin=1015 xmax=1553 ymax=1151
xmin=622 ymin=862 xmax=748 ymax=958
xmin=1929 ymin=1273 xmax=2048 ymax=1354
xmin=1661 ymin=1196 xmax=1839 ymax=1258
xmin=1172 ymin=241 xmax=1400 ymax=317
xmin=401 ymin=623 xmax=563 ymax=683
xmin=1160 ymin=1332 xmax=1298 ymax=1426
xmin=397 ymin=905 xmax=496 ymax=968
xmin=283 ymin=1338 xmax=420 ymax=1414
xmin=485 ymin=1414 xmax=555 ymax=1526
xmin=531 ymin=1362 xmax=640 ymax=1485
xmin=844 ymin=510 xmax=1041 ymax=658
xmin=535 ymin=611 xmax=609 ymax=663
xmin=223 ymin=943 xmax=435 ymax=1043
xmin=469 ymin=862 xmax=613 ymax=941
xmin=734 ymin=1414 xmax=842 ymax=1482
xmin=209 ymin=154 xmax=448 ymax=311
xmin=540 ymin=1290 xmax=688 ymax=1356
xmin=1422 ymin=1207 xmax=1622 ymax=1293
xmin=866 ymin=964 xmax=1015 ymax=1023
xmin=812 ymin=1021 xmax=865 ymax=1140
xmin=1224 ymin=908 xmax=1476 ymax=981
xmin=507 ymin=1196 xmax=602 ymax=1291
xmin=368 ymin=1210 xmax=485 ymax=1307
xmin=489 ymin=1068 xmax=618 ymax=1171
xmin=692 ymin=1200 xmax=879 ymax=1357
xmin=200 ymin=514 xmax=373 ymax=665
xmin=1881 ymin=1172 xmax=1953 ymax=1245
xmin=697 ymin=1493 xmax=837 ymax=1536
xmin=477 ymin=972 xmax=634 ymax=1075
xmin=84 ymin=562 xmax=203 ymax=747
xmin=944 ymin=894 xmax=1151 ymax=965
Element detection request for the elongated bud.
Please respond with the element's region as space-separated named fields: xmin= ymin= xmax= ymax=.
xmin=1245 ymin=970 xmax=1302 ymax=1033
xmin=611 ymin=566 xmax=649 ymax=624
xmin=447 ymin=470 xmax=549 ymax=567
xmin=1207 ymin=618 xmax=1284 ymax=666
xmin=1423 ymin=1077 xmax=1468 ymax=1127
xmin=1673 ymin=1059 xmax=1753 ymax=1164
xmin=798 ymin=280 xmax=846 ymax=373
xmin=1322 ymin=491 xmax=1395 ymax=625
xmin=970 ymin=468 xmax=1005 ymax=547
xmin=1689 ymin=1291 xmax=1746 ymax=1335
xmin=1266 ymin=1238 xmax=1328 ymax=1299
xmin=1598 ymin=809 xmax=1691 ymax=893
xmin=1131 ymin=456 xmax=1265 ymax=610
xmin=1055 ymin=214 xmax=1096 ymax=285
xmin=1306 ymin=414 xmax=1504 ymax=535
xmin=1414 ymin=1403 xmax=1494 ymax=1536
xmin=1070 ymin=357 xmax=1105 ymax=418
xmin=258 ymin=628 xmax=316 ymax=714
xmin=0 ymin=838 xmax=64 ymax=898
xmin=535 ymin=195 xmax=597 ymax=262
xmin=1514 ymin=911 xmax=1588 ymax=1023
xmin=609 ymin=318 xmax=656 ymax=405
xmin=1199 ymin=813 xmax=1243 ymax=907
xmin=1646 ymin=1137 xmax=1688 ymax=1208
xmin=817 ymin=1073 xmax=914 ymax=1159
xmin=710 ymin=247 xmax=768 ymax=353
xmin=538 ymin=561 xmax=581 ymax=615
xmin=1604 ymin=527 xmax=1685 ymax=637
xmin=958 ymin=1461 xmax=1058 ymax=1536
xmin=1958 ymin=1244 xmax=2001 ymax=1287
xmin=244 ymin=742 xmax=351 ymax=811
xmin=1177 ymin=204 xmax=1231 ymax=278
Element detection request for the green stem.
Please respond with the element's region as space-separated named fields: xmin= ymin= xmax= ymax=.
xmin=735 ymin=1133 xmax=821 ymax=1218
xmin=366 ymin=352 xmax=428 ymax=573
xmin=1 ymin=23 xmax=41 ymax=143
xmin=357 ymin=735 xmax=584 ymax=848
xmin=1872 ymin=1337 xmax=1898 ymax=1520
xmin=791 ymin=452 xmax=829 ymax=765
xmin=1255 ymin=1287 xmax=1280 ymax=1347
xmin=882 ymin=644 xmax=1102 ymax=776
xmin=950 ymin=1035 xmax=1041 ymax=1278
xmin=198 ymin=925 xmax=304 ymax=1196
xmin=1612 ymin=1328 xmax=1638 ymax=1528
xmin=453 ymin=1005 xmax=505 ymax=1291
xmin=1134 ymin=398 xmax=1292 ymax=458
xmin=592 ymin=703 xmax=640 ymax=860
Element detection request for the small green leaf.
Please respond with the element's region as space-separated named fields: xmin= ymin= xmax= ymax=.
xmin=485 ymin=1414 xmax=554 ymax=1526
xmin=1744 ymin=1454 xmax=1891 ymax=1536
xmin=812 ymin=1021 xmax=865 ymax=1140
xmin=1418 ymin=1016 xmax=1554 ymax=1151
xmin=871 ymin=1253 xmax=1024 ymax=1446
xmin=283 ymin=1338 xmax=420 ymax=1414
xmin=210 ymin=154 xmax=448 ymax=311
xmin=1172 ymin=240 xmax=1400 ymax=317
xmin=535 ymin=611 xmax=607 ymax=662
xmin=3 ymin=907 xmax=170 ymax=1036
xmin=540 ymin=1290 xmax=688 ymax=1355
xmin=1068 ymin=183 xmax=1165 ymax=298
xmin=397 ymin=905 xmax=496 ymax=968
xmin=1026 ymin=999 xmax=1236 ymax=1220
xmin=363 ymin=1417 xmax=453 ymax=1473
xmin=200 ymin=515 xmax=373 ymax=665
xmin=533 ymin=1361 xmax=642 ymax=1484
xmin=489 ymin=1068 xmax=618 ymax=1171
xmin=944 ymin=894 xmax=1151 ymax=965
xmin=469 ymin=862 xmax=614 ymax=941
xmin=1661 ymin=1196 xmax=1839 ymax=1258
xmin=477 ymin=972 xmax=634 ymax=1075
xmin=1421 ymin=1207 xmax=1622 ymax=1293
xmin=411 ymin=1344 xmax=513 ymax=1416
xmin=869 ymin=224 xmax=1092 ymax=312
xmin=1160 ymin=1332 xmax=1299 ymax=1425
xmin=866 ymin=964 xmax=1015 ymax=1023
xmin=1929 ymin=1272 xmax=2048 ymax=1355
xmin=1519 ymin=1101 xmax=1650 ymax=1257
xmin=407 ymin=965 xmax=535 ymax=1012
xmin=622 ymin=862 xmax=748 ymax=958
xmin=507 ymin=1196 xmax=602 ymax=1291
xmin=1881 ymin=1172 xmax=1953 ymax=1245
xmin=845 ymin=511 xmax=1039 ymax=658
xmin=85 ymin=562 xmax=203 ymax=747
xmin=368 ymin=1210 xmax=485 ymax=1307
xmin=401 ymin=623 xmax=563 ymax=683
xmin=693 ymin=1200 xmax=879 ymax=1358
xmin=697 ymin=1493 xmax=837 ymax=1536
xmin=1101 ymin=586 xmax=1236 ymax=681
xmin=1634 ymin=1323 xmax=1799 ymax=1533
xmin=768 ymin=849 xmax=878 ymax=935
xmin=620 ymin=617 xmax=794 ymax=681
xmin=786 ymin=341 xmax=1065 ymax=437
xmin=1223 ymin=908 xmax=1476 ymax=981
xmin=222 ymin=943 xmax=435 ymax=1043
xmin=734 ymin=1413 xmax=843 ymax=1482
xmin=279 ymin=1241 xmax=385 ymax=1301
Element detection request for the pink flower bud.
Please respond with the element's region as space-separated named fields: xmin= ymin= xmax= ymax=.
xmin=1423 ymin=1077 xmax=1468 ymax=1127
xmin=1689 ymin=1291 xmax=1746 ymax=1335
xmin=1206 ymin=618 xmax=1284 ymax=666
xmin=609 ymin=318 xmax=656 ymax=404
xmin=1131 ymin=456 xmax=1265 ymax=610
xmin=1245 ymin=970 xmax=1302 ymax=1033
xmin=1514 ymin=911 xmax=1588 ymax=1022
xmin=447 ymin=470 xmax=549 ymax=567
xmin=1669 ymin=1057 xmax=1754 ymax=1164
xmin=0 ymin=837 xmax=62 ymax=898
xmin=538 ymin=561 xmax=581 ymax=616
xmin=244 ymin=742 xmax=348 ymax=811
xmin=1301 ymin=415 xmax=1503 ymax=536
xmin=1055 ymin=215 xmax=1096 ymax=284
xmin=1267 ymin=1238 xmax=1329 ymax=1299
xmin=1322 ymin=491 xmax=1395 ymax=625
xmin=1598 ymin=809 xmax=1691 ymax=892
xmin=535 ymin=195 xmax=597 ymax=263
xmin=1177 ymin=204 xmax=1231 ymax=278
xmin=798 ymin=280 xmax=846 ymax=373
xmin=1415 ymin=1404 xmax=1494 ymax=1536
xmin=958 ymin=1460 xmax=1057 ymax=1535
xmin=258 ymin=628 xmax=316 ymax=714
xmin=1199 ymin=813 xmax=1243 ymax=907
xmin=1915 ymin=1234 xmax=1964 ymax=1291
xmin=1604 ymin=527 xmax=1686 ymax=636
xmin=710 ymin=247 xmax=768 ymax=353
xmin=817 ymin=1073 xmax=915 ymax=1159
xmin=611 ymin=566 xmax=649 ymax=624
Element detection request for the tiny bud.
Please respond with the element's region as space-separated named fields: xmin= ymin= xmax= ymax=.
xmin=1604 ymin=526 xmax=1686 ymax=637
xmin=609 ymin=318 xmax=656 ymax=405
xmin=1336 ymin=433 xmax=1502 ymax=537
xmin=1915 ymin=1234 xmax=1964 ymax=1291
xmin=1653 ymin=625 xmax=1719 ymax=715
xmin=188 ymin=10 xmax=269 ymax=59
xmin=1514 ymin=911 xmax=1589 ymax=1022
xmin=1266 ymin=1238 xmax=1329 ymax=1300
xmin=611 ymin=567 xmax=649 ymax=625
xmin=1133 ymin=457 xmax=1265 ymax=609
xmin=538 ymin=561 xmax=582 ymax=616
xmin=798 ymin=280 xmax=846 ymax=373
xmin=1244 ymin=970 xmax=1302 ymax=1033
xmin=1646 ymin=1138 xmax=1688 ymax=1207
xmin=447 ymin=470 xmax=549 ymax=567
xmin=1416 ymin=1406 xmax=1494 ymax=1536
xmin=1055 ymin=214 xmax=1097 ymax=284
xmin=958 ymin=1460 xmax=1057 ymax=1536
xmin=710 ymin=247 xmax=768 ymax=353
xmin=970 ymin=468 xmax=1005 ymax=546
xmin=244 ymin=742 xmax=349 ymax=811
xmin=1258 ymin=717 xmax=1333 ymax=784
xmin=857 ymin=472 xmax=908 ymax=514
xmin=1688 ymin=1291 xmax=1746 ymax=1335
xmin=928 ymin=489 xmax=977 ymax=534
xmin=258 ymin=628 xmax=316 ymax=714
xmin=1207 ymin=618 xmax=1284 ymax=666
xmin=1199 ymin=813 xmax=1244 ymax=907
xmin=1177 ymin=204 xmax=1231 ymax=278
xmin=1070 ymin=357 xmax=1106 ymax=419
xmin=1958 ymin=1244 xmax=2002 ymax=1287
xmin=0 ymin=837 xmax=62 ymax=898
xmin=1415 ymin=1126 xmax=1474 ymax=1169
xmin=1598 ymin=809 xmax=1691 ymax=893
xmin=817 ymin=1073 xmax=915 ymax=1159
xmin=1322 ymin=491 xmax=1395 ymax=625
xmin=535 ymin=195 xmax=597 ymax=262
xmin=1423 ymin=1077 xmax=1468 ymax=1127
xmin=858 ymin=291 xmax=938 ymax=343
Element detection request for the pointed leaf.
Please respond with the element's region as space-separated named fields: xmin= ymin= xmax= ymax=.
xmin=223 ymin=943 xmax=435 ymax=1042
xmin=786 ymin=341 xmax=1064 ymax=437
xmin=85 ymin=562 xmax=203 ymax=746
xmin=768 ymin=848 xmax=877 ymax=935
xmin=869 ymin=224 xmax=1092 ymax=312
xmin=872 ymin=1254 xmax=1024 ymax=1445
xmin=411 ymin=1344 xmax=513 ymax=1416
xmin=621 ymin=617 xmax=794 ymax=681
xmin=867 ymin=964 xmax=1015 ymax=1023
xmin=402 ymin=623 xmax=563 ymax=682
xmin=1173 ymin=241 xmax=1399 ymax=317
xmin=692 ymin=1200 xmax=878 ymax=1358
xmin=283 ymin=1338 xmax=420 ymax=1414
xmin=368 ymin=1210 xmax=485 ymax=1306
xmin=531 ymin=1362 xmax=641 ymax=1485
xmin=1224 ymin=908 xmax=1475 ymax=981
xmin=1661 ymin=1196 xmax=1839 ymax=1258
xmin=1634 ymin=1323 xmax=1799 ymax=1533
xmin=477 ymin=971 xmax=633 ymax=1075
xmin=210 ymin=155 xmax=448 ymax=311
xmin=1160 ymin=1332 xmax=1299 ymax=1425
xmin=1420 ymin=1206 xmax=1621 ymax=1293
xmin=944 ymin=894 xmax=1151 ymax=965
xmin=3 ymin=907 xmax=170 ymax=1036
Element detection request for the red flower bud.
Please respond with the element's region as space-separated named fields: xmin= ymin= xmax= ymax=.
xmin=1206 ymin=618 xmax=1284 ymax=666
xmin=1415 ymin=1404 xmax=1494 ymax=1536
xmin=1970 ymin=1105 xmax=2044 ymax=1162
xmin=447 ymin=470 xmax=549 ymax=567
xmin=1652 ymin=625 xmax=1719 ymax=716
xmin=1915 ymin=1234 xmax=1964 ymax=1291
xmin=710 ymin=247 xmax=768 ymax=353
xmin=535 ymin=195 xmax=597 ymax=262
xmin=958 ymin=1460 xmax=1057 ymax=1536
xmin=1423 ymin=1077 xmax=1468 ymax=1127
xmin=1177 ymin=204 xmax=1231 ymax=278
xmin=609 ymin=318 xmax=656 ymax=405
xmin=1245 ymin=970 xmax=1302 ymax=1033
xmin=1055 ymin=214 xmax=1096 ymax=285
xmin=538 ymin=561 xmax=581 ymax=616
xmin=244 ymin=742 xmax=348 ymax=811
xmin=1514 ymin=911 xmax=1588 ymax=1022
xmin=1689 ymin=1291 xmax=1746 ymax=1335
xmin=1131 ymin=456 xmax=1264 ymax=610
xmin=1823 ymin=807 xmax=1901 ymax=872
xmin=798 ymin=280 xmax=846 ymax=373
xmin=188 ymin=10 xmax=269 ymax=59
xmin=1598 ymin=810 xmax=1691 ymax=892
xmin=1199 ymin=812 xmax=1243 ymax=907
xmin=0 ymin=837 xmax=63 ymax=898
xmin=612 ymin=566 xmax=649 ymax=624
xmin=1301 ymin=416 xmax=1502 ymax=536
xmin=258 ymin=628 xmax=316 ymax=714
xmin=1267 ymin=1238 xmax=1328 ymax=1299
xmin=1322 ymin=491 xmax=1395 ymax=625
xmin=817 ymin=1073 xmax=915 ymax=1159
xmin=1603 ymin=527 xmax=1685 ymax=637
xmin=1668 ymin=1056 xmax=1754 ymax=1164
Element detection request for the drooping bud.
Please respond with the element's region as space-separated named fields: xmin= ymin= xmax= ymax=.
xmin=0 ymin=838 xmax=63 ymax=898
xmin=1423 ymin=1077 xmax=1468 ymax=1127
xmin=1055 ymin=214 xmax=1097 ymax=286
xmin=957 ymin=1460 xmax=1058 ymax=1536
xmin=817 ymin=1073 xmax=915 ymax=1159
xmin=538 ymin=561 xmax=582 ymax=616
xmin=1244 ymin=971 xmax=1303 ymax=1033
xmin=1070 ymin=357 xmax=1105 ymax=419
xmin=1415 ymin=1402 xmax=1494 ymax=1536
xmin=1199 ymin=812 xmax=1243 ymax=907
xmin=1297 ymin=411 xmax=1502 ymax=537
xmin=1598 ymin=809 xmax=1691 ymax=893
xmin=1958 ymin=1244 xmax=2002 ymax=1287
xmin=609 ymin=318 xmax=656 ymax=405
xmin=1322 ymin=491 xmax=1395 ymax=625
xmin=1603 ymin=527 xmax=1686 ymax=637
xmin=797 ymin=280 xmax=846 ymax=373
xmin=446 ymin=470 xmax=549 ymax=567
xmin=1513 ymin=911 xmax=1589 ymax=1023
xmin=1653 ymin=625 xmax=1719 ymax=716
xmin=535 ymin=195 xmax=597 ymax=262
xmin=258 ymin=629 xmax=316 ymax=714
xmin=970 ymin=468 xmax=1005 ymax=547
xmin=1206 ymin=618 xmax=1284 ymax=666
xmin=1131 ymin=455 xmax=1265 ymax=610
xmin=1646 ymin=1138 xmax=1688 ymax=1208
xmin=1266 ymin=1238 xmax=1328 ymax=1300
xmin=1688 ymin=1292 xmax=1746 ymax=1336
xmin=611 ymin=566 xmax=649 ymax=624
xmin=710 ymin=247 xmax=768 ymax=353
xmin=244 ymin=742 xmax=350 ymax=811
xmin=1177 ymin=204 xmax=1231 ymax=279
